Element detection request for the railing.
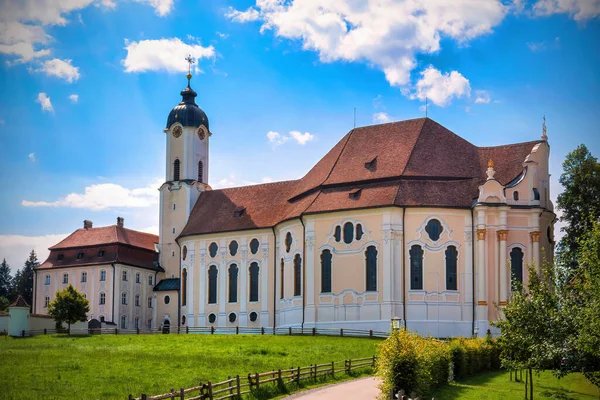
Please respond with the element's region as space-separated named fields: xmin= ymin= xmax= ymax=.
xmin=17 ymin=326 xmax=390 ymax=338
xmin=128 ymin=355 xmax=377 ymax=400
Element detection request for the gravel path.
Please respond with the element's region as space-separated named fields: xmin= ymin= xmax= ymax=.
xmin=281 ymin=376 xmax=381 ymax=399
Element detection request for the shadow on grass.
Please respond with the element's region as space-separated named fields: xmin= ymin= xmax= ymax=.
xmin=430 ymin=370 xmax=506 ymax=400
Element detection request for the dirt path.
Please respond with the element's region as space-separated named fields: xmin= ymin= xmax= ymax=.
xmin=281 ymin=376 xmax=381 ymax=399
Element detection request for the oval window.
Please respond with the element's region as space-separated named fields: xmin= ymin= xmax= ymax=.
xmin=228 ymin=313 xmax=237 ymax=323
xmin=209 ymin=242 xmax=218 ymax=258
xmin=343 ymin=222 xmax=354 ymax=244
xmin=425 ymin=219 xmax=443 ymax=241
xmin=513 ymin=191 xmax=519 ymax=201
xmin=181 ymin=315 xmax=186 ymax=325
xmin=208 ymin=313 xmax=216 ymax=324
xmin=229 ymin=240 xmax=238 ymax=256
xmin=334 ymin=226 xmax=341 ymax=242
xmin=250 ymin=238 xmax=260 ymax=255
xmin=182 ymin=245 xmax=187 ymax=260
xmin=356 ymin=224 xmax=364 ymax=240
xmin=249 ymin=311 xmax=258 ymax=322
xmin=285 ymin=232 xmax=293 ymax=253
xmin=164 ymin=295 xmax=171 ymax=305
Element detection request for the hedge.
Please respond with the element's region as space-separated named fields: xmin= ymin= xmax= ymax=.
xmin=376 ymin=330 xmax=500 ymax=398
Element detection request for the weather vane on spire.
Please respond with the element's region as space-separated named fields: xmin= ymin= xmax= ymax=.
xmin=185 ymin=54 xmax=194 ymax=86
xmin=542 ymin=115 xmax=548 ymax=141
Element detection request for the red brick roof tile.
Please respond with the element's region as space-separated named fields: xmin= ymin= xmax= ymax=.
xmin=9 ymin=295 xmax=29 ymax=308
xmin=50 ymin=225 xmax=158 ymax=251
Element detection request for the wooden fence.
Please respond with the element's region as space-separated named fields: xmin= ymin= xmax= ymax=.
xmin=128 ymin=356 xmax=377 ymax=400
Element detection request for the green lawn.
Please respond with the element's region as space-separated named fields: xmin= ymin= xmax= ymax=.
xmin=432 ymin=370 xmax=600 ymax=399
xmin=0 ymin=334 xmax=382 ymax=400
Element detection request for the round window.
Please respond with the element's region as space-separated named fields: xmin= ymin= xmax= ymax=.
xmin=181 ymin=315 xmax=186 ymax=325
xmin=182 ymin=245 xmax=187 ymax=260
xmin=249 ymin=312 xmax=258 ymax=322
xmin=229 ymin=313 xmax=237 ymax=323
xmin=425 ymin=219 xmax=443 ymax=241
xmin=229 ymin=240 xmax=238 ymax=256
xmin=285 ymin=232 xmax=293 ymax=253
xmin=208 ymin=313 xmax=216 ymax=324
xmin=164 ymin=295 xmax=170 ymax=305
xmin=209 ymin=242 xmax=219 ymax=258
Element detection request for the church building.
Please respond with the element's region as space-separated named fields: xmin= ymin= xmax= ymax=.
xmin=34 ymin=71 xmax=555 ymax=337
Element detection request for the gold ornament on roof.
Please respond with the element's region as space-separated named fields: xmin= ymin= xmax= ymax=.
xmin=488 ymin=159 xmax=494 ymax=169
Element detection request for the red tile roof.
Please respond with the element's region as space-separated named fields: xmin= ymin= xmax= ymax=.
xmin=50 ymin=225 xmax=158 ymax=251
xmin=179 ymin=118 xmax=541 ymax=237
xmin=9 ymin=295 xmax=29 ymax=308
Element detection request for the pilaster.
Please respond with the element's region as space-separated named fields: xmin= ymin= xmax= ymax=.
xmin=304 ymin=220 xmax=316 ymax=325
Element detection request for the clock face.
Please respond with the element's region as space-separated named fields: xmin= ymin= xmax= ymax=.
xmin=172 ymin=126 xmax=182 ymax=138
xmin=197 ymin=127 xmax=206 ymax=140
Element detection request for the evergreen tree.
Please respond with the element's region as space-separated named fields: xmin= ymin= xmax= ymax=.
xmin=557 ymin=144 xmax=600 ymax=274
xmin=13 ymin=250 xmax=38 ymax=306
xmin=0 ymin=258 xmax=12 ymax=299
xmin=0 ymin=296 xmax=9 ymax=312
xmin=10 ymin=269 xmax=22 ymax=301
xmin=47 ymin=285 xmax=89 ymax=334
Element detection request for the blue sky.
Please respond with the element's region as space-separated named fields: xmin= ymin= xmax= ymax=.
xmin=0 ymin=0 xmax=599 ymax=272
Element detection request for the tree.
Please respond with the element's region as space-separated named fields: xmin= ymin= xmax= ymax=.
xmin=0 ymin=296 xmax=9 ymax=313
xmin=0 ymin=259 xmax=12 ymax=299
xmin=12 ymin=250 xmax=38 ymax=306
xmin=557 ymin=144 xmax=600 ymax=274
xmin=47 ymin=285 xmax=89 ymax=334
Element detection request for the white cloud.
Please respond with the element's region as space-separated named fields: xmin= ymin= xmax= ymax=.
xmin=69 ymin=94 xmax=79 ymax=103
xmin=28 ymin=152 xmax=35 ymax=162
xmin=0 ymin=233 xmax=69 ymax=274
xmin=37 ymin=58 xmax=80 ymax=82
xmin=216 ymin=32 xmax=229 ymax=39
xmin=267 ymin=130 xmax=314 ymax=146
xmin=474 ymin=90 xmax=491 ymax=104
xmin=141 ymin=225 xmax=159 ymax=235
xmin=226 ymin=6 xmax=261 ymax=22
xmin=123 ymin=38 xmax=215 ymax=73
xmin=36 ymin=92 xmax=53 ymax=112
xmin=526 ymin=36 xmax=560 ymax=52
xmin=373 ymin=112 xmax=391 ymax=123
xmin=21 ymin=178 xmax=162 ymax=210
xmin=226 ymin=0 xmax=506 ymax=90
xmin=212 ymin=174 xmax=274 ymax=189
xmin=532 ymin=0 xmax=600 ymax=21
xmin=411 ymin=66 xmax=471 ymax=107
xmin=134 ymin=0 xmax=174 ymax=16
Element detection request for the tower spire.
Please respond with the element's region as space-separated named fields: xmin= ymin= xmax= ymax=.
xmin=542 ymin=115 xmax=547 ymax=141
xmin=185 ymin=54 xmax=195 ymax=88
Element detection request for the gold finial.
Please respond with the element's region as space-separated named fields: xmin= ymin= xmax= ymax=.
xmin=185 ymin=54 xmax=195 ymax=87
xmin=488 ymin=159 xmax=494 ymax=169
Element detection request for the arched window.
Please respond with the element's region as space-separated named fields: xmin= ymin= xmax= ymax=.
xmin=280 ymin=259 xmax=284 ymax=299
xmin=121 ymin=292 xmax=127 ymax=305
xmin=148 ymin=296 xmax=152 ymax=308
xmin=229 ymin=240 xmax=238 ymax=256
xmin=510 ymin=247 xmax=524 ymax=288
xmin=513 ymin=191 xmax=519 ymax=201
xmin=182 ymin=246 xmax=187 ymax=260
xmin=249 ymin=262 xmax=259 ymax=302
xmin=334 ymin=226 xmax=341 ymax=242
xmin=321 ymin=250 xmax=332 ymax=293
xmin=228 ymin=264 xmax=238 ymax=303
xmin=445 ymin=246 xmax=458 ymax=291
xmin=208 ymin=265 xmax=218 ymax=304
xmin=343 ymin=222 xmax=354 ymax=244
xmin=425 ymin=219 xmax=443 ymax=241
xmin=81 ymin=271 xmax=87 ymax=283
xmin=533 ymin=188 xmax=540 ymax=200
xmin=135 ymin=272 xmax=140 ymax=283
xmin=135 ymin=294 xmax=140 ymax=307
xmin=285 ymin=232 xmax=293 ymax=253
xmin=122 ymin=270 xmax=128 ymax=281
xmin=99 ymin=293 xmax=106 ymax=305
xmin=100 ymin=270 xmax=106 ymax=281
xmin=410 ymin=245 xmax=424 ymax=290
xmin=294 ymin=254 xmax=302 ymax=296
xmin=198 ymin=160 xmax=204 ymax=183
xmin=120 ymin=315 xmax=127 ymax=329
xmin=173 ymin=159 xmax=181 ymax=181
xmin=62 ymin=273 xmax=69 ymax=284
xmin=181 ymin=268 xmax=187 ymax=306
xmin=44 ymin=296 xmax=50 ymax=308
xmin=250 ymin=238 xmax=260 ymax=254
xmin=45 ymin=274 xmax=50 ymax=285
xmin=356 ymin=224 xmax=364 ymax=240
xmin=365 ymin=246 xmax=378 ymax=291
xmin=209 ymin=242 xmax=218 ymax=258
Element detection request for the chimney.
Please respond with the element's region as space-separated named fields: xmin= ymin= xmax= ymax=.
xmin=83 ymin=220 xmax=93 ymax=229
xmin=117 ymin=217 xmax=124 ymax=228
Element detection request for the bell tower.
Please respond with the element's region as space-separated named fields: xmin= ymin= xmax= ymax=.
xmin=159 ymin=55 xmax=211 ymax=280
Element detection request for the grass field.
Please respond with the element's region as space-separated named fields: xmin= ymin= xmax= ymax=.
xmin=431 ymin=370 xmax=600 ymax=399
xmin=0 ymin=334 xmax=382 ymax=400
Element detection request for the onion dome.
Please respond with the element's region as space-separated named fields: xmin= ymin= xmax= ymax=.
xmin=166 ymin=73 xmax=209 ymax=132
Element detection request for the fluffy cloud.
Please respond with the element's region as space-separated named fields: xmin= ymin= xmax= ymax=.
xmin=134 ymin=0 xmax=174 ymax=17
xmin=28 ymin=153 xmax=35 ymax=162
xmin=411 ymin=67 xmax=471 ymax=107
xmin=474 ymin=90 xmax=491 ymax=104
xmin=123 ymin=38 xmax=215 ymax=73
xmin=38 ymin=58 xmax=80 ymax=82
xmin=0 ymin=233 xmax=69 ymax=273
xmin=532 ymin=0 xmax=600 ymax=21
xmin=36 ymin=92 xmax=53 ymax=112
xmin=21 ymin=178 xmax=162 ymax=210
xmin=213 ymin=174 xmax=273 ymax=189
xmin=373 ymin=112 xmax=391 ymax=123
xmin=226 ymin=0 xmax=507 ymax=89
xmin=216 ymin=32 xmax=229 ymax=39
xmin=69 ymin=93 xmax=79 ymax=103
xmin=267 ymin=130 xmax=315 ymax=146
xmin=526 ymin=36 xmax=560 ymax=52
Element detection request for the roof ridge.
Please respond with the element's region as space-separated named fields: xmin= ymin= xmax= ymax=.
xmin=477 ymin=139 xmax=543 ymax=150
xmin=352 ymin=117 xmax=428 ymax=130
xmin=211 ymin=179 xmax=299 ymax=193
xmin=320 ymin=128 xmax=354 ymax=185
xmin=399 ymin=118 xmax=428 ymax=176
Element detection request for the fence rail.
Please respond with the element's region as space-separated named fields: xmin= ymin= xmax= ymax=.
xmin=129 ymin=355 xmax=377 ymax=400
xmin=16 ymin=326 xmax=390 ymax=339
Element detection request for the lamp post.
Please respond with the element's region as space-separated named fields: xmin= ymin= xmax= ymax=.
xmin=391 ymin=317 xmax=401 ymax=332
xmin=473 ymin=325 xmax=479 ymax=338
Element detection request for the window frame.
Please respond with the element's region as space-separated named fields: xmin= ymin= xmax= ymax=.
xmin=99 ymin=292 xmax=106 ymax=305
xmin=45 ymin=274 xmax=50 ymax=285
xmin=445 ymin=246 xmax=458 ymax=291
xmin=62 ymin=273 xmax=69 ymax=284
xmin=208 ymin=265 xmax=218 ymax=304
xmin=100 ymin=269 xmax=106 ymax=281
xmin=121 ymin=292 xmax=127 ymax=305
xmin=249 ymin=262 xmax=259 ymax=302
xmin=365 ymin=246 xmax=378 ymax=292
xmin=44 ymin=296 xmax=50 ymax=308
xmin=122 ymin=270 xmax=128 ymax=282
xmin=228 ymin=264 xmax=238 ymax=303
xmin=81 ymin=271 xmax=87 ymax=283
xmin=293 ymin=254 xmax=302 ymax=296
xmin=321 ymin=249 xmax=332 ymax=293
xmin=410 ymin=245 xmax=424 ymax=290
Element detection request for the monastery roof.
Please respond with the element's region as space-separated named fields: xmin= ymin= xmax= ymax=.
xmin=49 ymin=225 xmax=158 ymax=251
xmin=180 ymin=118 xmax=542 ymax=237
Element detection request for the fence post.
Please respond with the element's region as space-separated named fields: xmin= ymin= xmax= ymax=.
xmin=211 ymin=326 xmax=215 ymax=334
xmin=44 ymin=328 xmax=47 ymax=335
xmin=207 ymin=381 xmax=213 ymax=400
xmin=289 ymin=327 xmax=292 ymax=336
xmin=236 ymin=375 xmax=241 ymax=396
xmin=137 ymin=328 xmax=140 ymax=334
xmin=255 ymin=372 xmax=260 ymax=389
xmin=180 ymin=388 xmax=184 ymax=400
xmin=372 ymin=355 xmax=376 ymax=367
xmin=296 ymin=366 xmax=301 ymax=384
xmin=177 ymin=326 xmax=180 ymax=334
xmin=278 ymin=369 xmax=282 ymax=385
xmin=312 ymin=327 xmax=316 ymax=336
xmin=170 ymin=387 xmax=175 ymax=399
xmin=228 ymin=376 xmax=232 ymax=396
xmin=331 ymin=361 xmax=335 ymax=377
xmin=369 ymin=329 xmax=373 ymax=337
xmin=115 ymin=328 xmax=118 ymax=335
xmin=186 ymin=326 xmax=189 ymax=334
xmin=340 ymin=328 xmax=343 ymax=337
xmin=261 ymin=327 xmax=265 ymax=335
xmin=236 ymin=326 xmax=239 ymax=335
xmin=141 ymin=394 xmax=147 ymax=400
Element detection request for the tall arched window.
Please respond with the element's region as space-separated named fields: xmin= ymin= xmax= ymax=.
xmin=294 ymin=254 xmax=302 ymax=296
xmin=365 ymin=246 xmax=377 ymax=291
xmin=321 ymin=250 xmax=332 ymax=293
xmin=410 ymin=245 xmax=424 ymax=290
xmin=280 ymin=259 xmax=284 ymax=299
xmin=249 ymin=262 xmax=259 ymax=302
xmin=181 ymin=268 xmax=187 ymax=306
xmin=135 ymin=294 xmax=140 ymax=307
xmin=198 ymin=160 xmax=204 ymax=183
xmin=445 ymin=246 xmax=458 ymax=291
xmin=208 ymin=265 xmax=218 ymax=304
xmin=229 ymin=264 xmax=238 ymax=303
xmin=100 ymin=269 xmax=106 ymax=281
xmin=343 ymin=222 xmax=354 ymax=244
xmin=510 ymin=247 xmax=524 ymax=288
xmin=173 ymin=159 xmax=181 ymax=181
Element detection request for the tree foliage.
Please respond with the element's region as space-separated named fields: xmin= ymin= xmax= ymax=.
xmin=0 ymin=258 xmax=12 ymax=299
xmin=47 ymin=285 xmax=89 ymax=333
xmin=557 ymin=144 xmax=600 ymax=272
